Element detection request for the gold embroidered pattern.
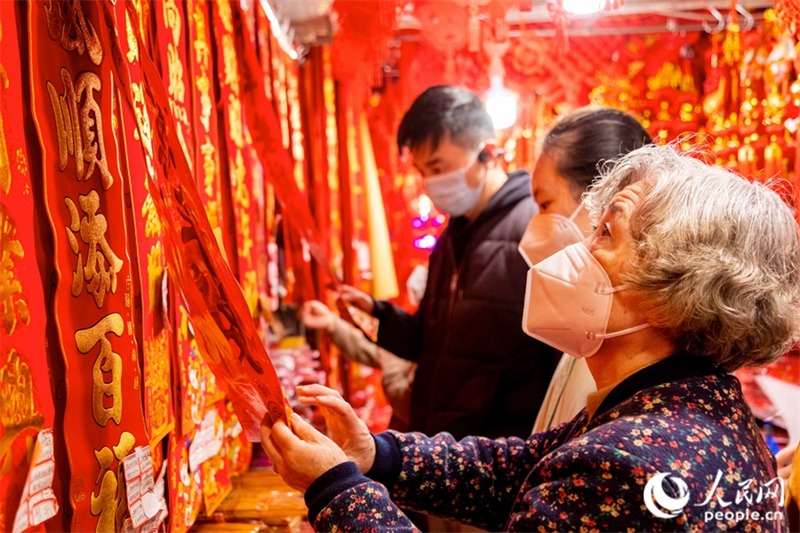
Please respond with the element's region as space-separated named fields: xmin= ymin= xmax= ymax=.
xmin=16 ymin=148 xmax=28 ymax=177
xmin=124 ymin=11 xmax=139 ymax=64
xmin=0 ymin=205 xmax=29 ymax=335
xmin=143 ymin=332 xmax=171 ymax=440
xmin=75 ymin=313 xmax=125 ymax=426
xmin=44 ymin=0 xmax=103 ymax=65
xmin=163 ymin=0 xmax=191 ymax=166
xmin=221 ymin=34 xmax=239 ymax=91
xmin=47 ymin=68 xmax=114 ymax=190
xmin=90 ymin=431 xmax=135 ymax=532
xmin=65 ymin=191 xmax=124 ymax=308
xmin=141 ymin=193 xmax=162 ymax=238
xmin=0 ymin=349 xmax=44 ymax=434
xmin=192 ymin=1 xmax=220 ymax=223
xmin=129 ymin=83 xmax=156 ymax=183
xmin=200 ymin=141 xmax=217 ymax=199
xmin=0 ymin=51 xmax=10 ymax=194
xmin=146 ymin=242 xmax=163 ymax=312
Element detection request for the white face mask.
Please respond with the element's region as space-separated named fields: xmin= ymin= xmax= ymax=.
xmin=522 ymin=241 xmax=649 ymax=358
xmin=518 ymin=204 xmax=584 ymax=268
xmin=424 ymin=159 xmax=484 ymax=217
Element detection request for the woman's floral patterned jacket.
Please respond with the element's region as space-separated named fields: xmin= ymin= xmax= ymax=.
xmin=304 ymin=352 xmax=786 ymax=532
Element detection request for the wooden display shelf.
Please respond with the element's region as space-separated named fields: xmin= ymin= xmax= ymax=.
xmin=191 ymin=468 xmax=313 ymax=533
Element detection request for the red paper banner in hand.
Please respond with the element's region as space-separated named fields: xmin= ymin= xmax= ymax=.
xmin=109 ymin=0 xmax=290 ymax=440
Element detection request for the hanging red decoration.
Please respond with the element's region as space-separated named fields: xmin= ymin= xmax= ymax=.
xmin=775 ymin=0 xmax=800 ymax=35
xmin=508 ymin=37 xmax=545 ymax=77
xmin=415 ymin=1 xmax=469 ymax=52
xmin=330 ymin=0 xmax=396 ymax=102
xmin=602 ymin=0 xmax=625 ymax=11
xmin=546 ymin=0 xmax=570 ymax=54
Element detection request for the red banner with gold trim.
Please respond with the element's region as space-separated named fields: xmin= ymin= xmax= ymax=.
xmin=116 ymin=0 xmax=176 ymax=449
xmin=153 ymin=0 xmax=196 ymax=173
xmin=176 ymin=0 xmax=228 ymax=442
xmin=245 ymin=140 xmax=271 ymax=322
xmin=167 ymin=0 xmax=217 ymax=508
xmin=0 ymin=5 xmax=58 ymax=531
xmin=211 ymin=0 xmax=261 ymax=317
xmin=186 ymin=0 xmax=225 ymax=246
xmin=28 ymin=1 xmax=149 ymax=530
xmin=235 ymin=3 xmax=340 ymax=294
xmin=110 ymin=0 xmax=290 ymax=441
xmin=254 ymin=9 xmax=282 ymax=311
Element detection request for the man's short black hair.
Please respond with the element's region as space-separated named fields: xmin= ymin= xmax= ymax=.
xmin=397 ymin=85 xmax=495 ymax=154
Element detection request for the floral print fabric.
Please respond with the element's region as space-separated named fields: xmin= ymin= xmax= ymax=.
xmin=312 ymin=369 xmax=785 ymax=532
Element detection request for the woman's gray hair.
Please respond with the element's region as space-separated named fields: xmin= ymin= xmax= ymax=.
xmin=584 ymin=144 xmax=800 ymax=372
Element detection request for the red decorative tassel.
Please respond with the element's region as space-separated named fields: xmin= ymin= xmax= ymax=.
xmin=468 ymin=12 xmax=481 ymax=53
xmin=546 ymin=0 xmax=570 ymax=54
xmin=602 ymin=0 xmax=625 ymax=11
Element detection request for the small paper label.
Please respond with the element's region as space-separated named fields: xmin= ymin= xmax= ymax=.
xmin=123 ymin=445 xmax=157 ymax=528
xmin=12 ymin=428 xmax=59 ymax=533
xmin=120 ymin=457 xmax=169 ymax=533
xmin=188 ymin=409 xmax=223 ymax=471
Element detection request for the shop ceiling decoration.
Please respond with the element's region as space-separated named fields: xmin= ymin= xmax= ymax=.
xmin=320 ymin=1 xmax=772 ymax=105
xmin=329 ymin=0 xmax=396 ymax=102
xmin=415 ymin=0 xmax=469 ymax=82
xmin=775 ymin=0 xmax=800 ymax=34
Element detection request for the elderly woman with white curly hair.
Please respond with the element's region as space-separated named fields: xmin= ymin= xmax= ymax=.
xmin=261 ymin=144 xmax=799 ymax=532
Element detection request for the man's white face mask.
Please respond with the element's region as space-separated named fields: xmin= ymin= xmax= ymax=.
xmin=423 ymin=152 xmax=486 ymax=217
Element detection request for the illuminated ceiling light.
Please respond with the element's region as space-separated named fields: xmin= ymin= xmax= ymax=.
xmin=563 ymin=0 xmax=604 ymax=15
xmin=484 ymin=39 xmax=517 ymax=130
xmin=485 ymin=76 xmax=518 ymax=130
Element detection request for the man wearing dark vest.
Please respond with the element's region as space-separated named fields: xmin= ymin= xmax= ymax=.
xmin=343 ymin=85 xmax=561 ymax=441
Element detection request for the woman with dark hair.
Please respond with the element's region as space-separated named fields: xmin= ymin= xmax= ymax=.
xmin=519 ymin=106 xmax=653 ymax=432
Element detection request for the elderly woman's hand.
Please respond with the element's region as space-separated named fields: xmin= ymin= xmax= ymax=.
xmin=260 ymin=412 xmax=348 ymax=493
xmin=296 ymin=384 xmax=376 ymax=473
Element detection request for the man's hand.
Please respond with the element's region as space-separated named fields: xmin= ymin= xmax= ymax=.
xmin=297 ymin=384 xmax=376 ymax=473
xmin=260 ymin=412 xmax=349 ymax=493
xmin=299 ymin=300 xmax=335 ymax=331
xmin=339 ymin=285 xmax=375 ymax=315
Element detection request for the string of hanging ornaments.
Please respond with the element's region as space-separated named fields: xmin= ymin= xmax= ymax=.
xmin=775 ymin=0 xmax=800 ymax=35
xmin=546 ymin=0 xmax=625 ymax=52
